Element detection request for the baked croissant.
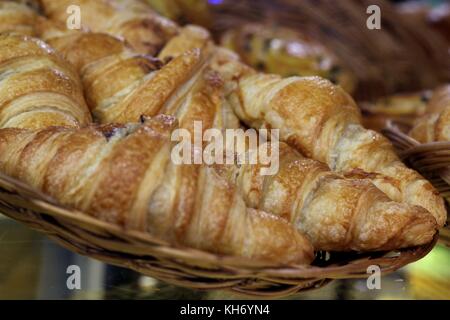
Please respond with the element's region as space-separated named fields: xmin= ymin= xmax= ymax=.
xmin=224 ymin=143 xmax=436 ymax=251
xmin=0 ymin=116 xmax=314 ymax=264
xmin=409 ymin=84 xmax=450 ymax=143
xmin=0 ymin=33 xmax=91 ymax=129
xmin=224 ymin=72 xmax=447 ymax=228
xmin=39 ymin=0 xmax=179 ymax=55
xmin=0 ymin=32 xmax=313 ymax=264
xmin=360 ymin=90 xmax=430 ymax=132
xmin=36 ymin=22 xmax=438 ymax=251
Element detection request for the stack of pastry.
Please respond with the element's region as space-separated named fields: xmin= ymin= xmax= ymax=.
xmin=0 ymin=0 xmax=445 ymax=266
xmin=360 ymin=91 xmax=431 ymax=132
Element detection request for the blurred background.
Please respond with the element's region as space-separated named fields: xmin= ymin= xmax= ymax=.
xmin=0 ymin=0 xmax=449 ymax=300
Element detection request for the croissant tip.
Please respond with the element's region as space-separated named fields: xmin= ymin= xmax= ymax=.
xmin=400 ymin=215 xmax=438 ymax=248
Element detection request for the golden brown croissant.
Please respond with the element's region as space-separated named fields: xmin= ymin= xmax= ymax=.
xmin=220 ymin=23 xmax=357 ymax=94
xmin=0 ymin=32 xmax=313 ymax=264
xmin=360 ymin=90 xmax=430 ymax=132
xmin=40 ymin=0 xmax=179 ymax=55
xmin=224 ymin=72 xmax=446 ymax=227
xmin=0 ymin=33 xmax=91 ymax=129
xmin=223 ymin=143 xmax=436 ymax=251
xmin=409 ymin=84 xmax=450 ymax=143
xmin=0 ymin=116 xmax=313 ymax=264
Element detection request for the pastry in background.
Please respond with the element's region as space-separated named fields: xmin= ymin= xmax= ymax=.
xmin=221 ymin=24 xmax=357 ymax=94
xmin=397 ymin=2 xmax=450 ymax=45
xmin=225 ymin=71 xmax=446 ymax=227
xmin=145 ymin=0 xmax=212 ymax=28
xmin=409 ymin=84 xmax=450 ymax=143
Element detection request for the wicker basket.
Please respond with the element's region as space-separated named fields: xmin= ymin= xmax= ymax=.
xmin=0 ymin=171 xmax=437 ymax=298
xmin=383 ymin=120 xmax=450 ymax=247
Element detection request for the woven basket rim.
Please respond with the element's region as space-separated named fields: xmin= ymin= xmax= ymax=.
xmin=384 ymin=119 xmax=450 ymax=148
xmin=383 ymin=120 xmax=450 ymax=164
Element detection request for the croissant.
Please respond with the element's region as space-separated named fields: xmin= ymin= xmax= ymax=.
xmin=223 ymin=72 xmax=446 ymax=227
xmin=224 ymin=143 xmax=436 ymax=251
xmin=39 ymin=0 xmax=178 ymax=55
xmin=0 ymin=34 xmax=91 ymax=129
xmin=0 ymin=32 xmax=313 ymax=264
xmin=35 ymin=21 xmax=439 ymax=251
xmin=0 ymin=116 xmax=315 ymax=264
xmin=409 ymin=84 xmax=450 ymax=143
